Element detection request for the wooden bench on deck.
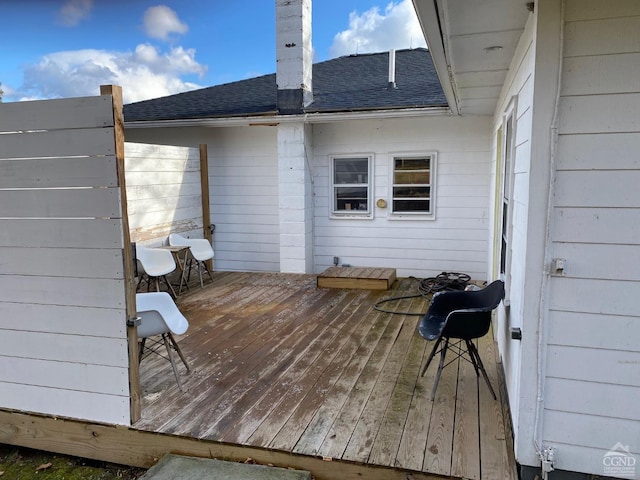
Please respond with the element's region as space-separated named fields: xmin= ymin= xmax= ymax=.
xmin=317 ymin=266 xmax=397 ymax=290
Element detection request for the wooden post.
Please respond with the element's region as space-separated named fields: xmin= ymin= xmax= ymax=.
xmin=101 ymin=84 xmax=141 ymax=423
xmin=199 ymin=144 xmax=213 ymax=271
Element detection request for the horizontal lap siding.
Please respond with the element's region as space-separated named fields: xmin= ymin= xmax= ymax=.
xmin=113 ymin=125 xmax=280 ymax=272
xmin=0 ymin=94 xmax=130 ymax=425
xmin=312 ymin=116 xmax=491 ymax=279
xmin=544 ymin=0 xmax=640 ymax=470
xmin=125 ymin=142 xmax=202 ymax=245
xmin=542 ymin=411 xmax=640 ymax=475
xmin=207 ymin=127 xmax=279 ymax=272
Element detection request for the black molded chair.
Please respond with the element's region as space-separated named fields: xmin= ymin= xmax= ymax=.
xmin=418 ymin=280 xmax=505 ymax=401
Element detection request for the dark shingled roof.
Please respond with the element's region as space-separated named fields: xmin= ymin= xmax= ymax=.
xmin=124 ymin=48 xmax=447 ymax=122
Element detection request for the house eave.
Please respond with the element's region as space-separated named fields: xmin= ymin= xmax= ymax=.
xmin=412 ymin=0 xmax=460 ymax=115
xmin=124 ymin=106 xmax=452 ymax=129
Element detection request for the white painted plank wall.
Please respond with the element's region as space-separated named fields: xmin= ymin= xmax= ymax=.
xmin=0 ymin=95 xmax=130 ymax=425
xmin=125 ymin=127 xmax=280 ymax=272
xmin=312 ymin=115 xmax=491 ymax=279
xmin=206 ymin=127 xmax=280 ymax=272
xmin=127 ymin=119 xmax=491 ymax=276
xmin=125 ymin=142 xmax=202 ymax=246
xmin=544 ymin=0 xmax=640 ymax=472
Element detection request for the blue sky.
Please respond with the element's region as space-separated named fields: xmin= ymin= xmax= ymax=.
xmin=0 ymin=0 xmax=426 ymax=104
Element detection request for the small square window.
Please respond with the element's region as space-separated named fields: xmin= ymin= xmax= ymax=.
xmin=331 ymin=156 xmax=372 ymax=216
xmin=392 ymin=155 xmax=435 ymax=216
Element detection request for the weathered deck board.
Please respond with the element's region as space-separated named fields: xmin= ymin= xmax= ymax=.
xmin=222 ymin=290 xmax=377 ymax=445
xmin=368 ymin=296 xmax=426 ymax=466
xmin=244 ymin=293 xmax=382 ymax=448
xmin=165 ymin=293 xmax=330 ymax=435
xmin=394 ymin=349 xmax=436 ymax=471
xmin=288 ymin=293 xmax=387 ymax=455
xmin=423 ymin=352 xmax=459 ymax=476
xmin=478 ymin=327 xmax=517 ymax=480
xmin=341 ymin=297 xmax=422 ymax=463
xmin=269 ymin=293 xmax=397 ymax=452
xmin=451 ymin=351 xmax=481 ymax=479
xmin=203 ymin=289 xmax=361 ymax=440
xmin=134 ymin=272 xmax=516 ymax=480
xmin=315 ymin=296 xmax=412 ymax=459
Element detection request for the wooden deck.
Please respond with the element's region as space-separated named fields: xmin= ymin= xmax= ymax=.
xmin=134 ymin=271 xmax=517 ymax=480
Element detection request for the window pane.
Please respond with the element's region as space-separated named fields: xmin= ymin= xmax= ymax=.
xmin=394 ymin=171 xmax=430 ymax=184
xmin=393 ymin=186 xmax=430 ymax=198
xmin=335 ymin=186 xmax=368 ymax=211
xmin=334 ymin=158 xmax=369 ymax=184
xmin=393 ymin=199 xmax=430 ymax=212
xmin=395 ymin=158 xmax=430 ymax=170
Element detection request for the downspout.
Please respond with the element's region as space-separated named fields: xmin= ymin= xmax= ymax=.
xmin=533 ymin=1 xmax=564 ymax=478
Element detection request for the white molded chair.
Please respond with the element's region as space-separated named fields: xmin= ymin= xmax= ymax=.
xmin=169 ymin=233 xmax=214 ymax=288
xmin=136 ymin=292 xmax=190 ymax=390
xmin=136 ymin=245 xmax=178 ymax=298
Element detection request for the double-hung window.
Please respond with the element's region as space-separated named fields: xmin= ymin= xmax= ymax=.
xmin=331 ymin=156 xmax=372 ymax=217
xmin=500 ymin=104 xmax=516 ymax=279
xmin=392 ymin=154 xmax=435 ymax=216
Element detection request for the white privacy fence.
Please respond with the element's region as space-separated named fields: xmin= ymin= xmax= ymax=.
xmin=125 ymin=142 xmax=203 ymax=247
xmin=0 ymin=88 xmax=133 ymax=425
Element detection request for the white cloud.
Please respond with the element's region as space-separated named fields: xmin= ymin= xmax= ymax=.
xmin=58 ymin=0 xmax=93 ymax=27
xmin=143 ymin=5 xmax=189 ymax=41
xmin=329 ymin=0 xmax=427 ymax=57
xmin=0 ymin=82 xmax=12 ymax=102
xmin=18 ymin=45 xmax=206 ymax=103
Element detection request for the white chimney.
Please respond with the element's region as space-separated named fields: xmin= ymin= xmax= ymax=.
xmin=276 ymin=0 xmax=313 ymax=114
xmin=388 ymin=49 xmax=397 ymax=89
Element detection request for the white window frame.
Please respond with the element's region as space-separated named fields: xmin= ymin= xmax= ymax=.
xmin=389 ymin=152 xmax=437 ymax=219
xmin=499 ymin=97 xmax=517 ymax=303
xmin=329 ymin=154 xmax=373 ymax=218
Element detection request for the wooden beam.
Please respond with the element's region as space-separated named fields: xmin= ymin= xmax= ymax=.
xmin=100 ymin=84 xmax=140 ymax=423
xmin=199 ymin=144 xmax=213 ymax=271
xmin=0 ymin=410 xmax=446 ymax=480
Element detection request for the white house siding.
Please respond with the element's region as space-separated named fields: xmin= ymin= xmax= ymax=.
xmin=125 ymin=142 xmax=202 ymax=246
xmin=489 ymin=13 xmax=536 ymax=462
xmin=0 ymin=95 xmax=130 ymax=425
xmin=312 ymin=115 xmax=492 ymax=279
xmin=542 ymin=0 xmax=640 ymax=474
xmin=126 ymin=126 xmax=280 ymax=272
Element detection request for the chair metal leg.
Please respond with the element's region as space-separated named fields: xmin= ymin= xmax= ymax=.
xmin=168 ymin=332 xmax=190 ymax=372
xmin=421 ymin=336 xmax=443 ymax=377
xmin=464 ymin=339 xmax=481 ymax=377
xmin=467 ymin=340 xmax=497 ymax=400
xmin=430 ymin=337 xmax=449 ymax=401
xmin=162 ymin=333 xmax=183 ymax=391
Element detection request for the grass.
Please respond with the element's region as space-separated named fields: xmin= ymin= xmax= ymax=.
xmin=0 ymin=444 xmax=146 ymax=480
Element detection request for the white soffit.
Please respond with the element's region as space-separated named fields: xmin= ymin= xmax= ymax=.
xmin=413 ymin=0 xmax=531 ymax=115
